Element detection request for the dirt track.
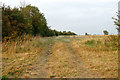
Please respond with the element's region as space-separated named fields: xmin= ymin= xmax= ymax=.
xmin=2 ymin=36 xmax=118 ymax=78
xmin=22 ymin=36 xmax=118 ymax=78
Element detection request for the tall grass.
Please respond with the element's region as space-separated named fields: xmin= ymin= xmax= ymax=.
xmin=2 ymin=34 xmax=54 ymax=78
xmin=2 ymin=34 xmax=54 ymax=54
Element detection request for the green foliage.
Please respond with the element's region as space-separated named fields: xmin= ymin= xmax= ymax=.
xmin=85 ymin=33 xmax=88 ymax=35
xmin=112 ymin=14 xmax=120 ymax=31
xmin=85 ymin=33 xmax=90 ymax=35
xmin=50 ymin=75 xmax=56 ymax=78
xmin=1 ymin=75 xmax=8 ymax=80
xmin=2 ymin=4 xmax=76 ymax=41
xmin=85 ymin=39 xmax=96 ymax=47
xmin=103 ymin=30 xmax=109 ymax=35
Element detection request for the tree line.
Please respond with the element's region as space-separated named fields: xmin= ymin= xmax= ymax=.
xmin=2 ymin=4 xmax=76 ymax=41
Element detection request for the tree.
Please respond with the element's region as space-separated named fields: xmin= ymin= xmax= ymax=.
xmin=2 ymin=4 xmax=77 ymax=41
xmin=103 ymin=30 xmax=109 ymax=35
xmin=85 ymin=33 xmax=91 ymax=35
xmin=112 ymin=12 xmax=120 ymax=32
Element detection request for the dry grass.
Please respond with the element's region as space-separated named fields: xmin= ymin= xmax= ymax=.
xmin=46 ymin=42 xmax=77 ymax=78
xmin=78 ymin=35 xmax=118 ymax=52
xmin=2 ymin=35 xmax=118 ymax=78
xmin=2 ymin=35 xmax=54 ymax=78
xmin=70 ymin=35 xmax=118 ymax=78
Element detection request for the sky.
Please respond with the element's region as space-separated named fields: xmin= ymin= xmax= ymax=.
xmin=1 ymin=0 xmax=119 ymax=35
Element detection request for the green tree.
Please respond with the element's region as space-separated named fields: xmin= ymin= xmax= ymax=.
xmin=112 ymin=12 xmax=120 ymax=32
xmin=103 ymin=30 xmax=109 ymax=35
xmin=2 ymin=4 xmax=77 ymax=41
xmin=85 ymin=33 xmax=88 ymax=35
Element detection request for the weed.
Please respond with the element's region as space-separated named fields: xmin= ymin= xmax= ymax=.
xmin=1 ymin=75 xmax=8 ymax=80
xmin=50 ymin=75 xmax=56 ymax=78
xmin=85 ymin=39 xmax=96 ymax=47
xmin=97 ymin=40 xmax=101 ymax=45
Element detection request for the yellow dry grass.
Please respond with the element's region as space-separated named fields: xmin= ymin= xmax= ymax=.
xmin=46 ymin=42 xmax=77 ymax=78
xmin=2 ymin=35 xmax=118 ymax=78
xmin=70 ymin=40 xmax=118 ymax=78
xmin=2 ymin=35 xmax=44 ymax=78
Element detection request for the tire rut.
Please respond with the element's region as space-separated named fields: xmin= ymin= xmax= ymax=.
xmin=24 ymin=43 xmax=54 ymax=78
xmin=45 ymin=40 xmax=93 ymax=78
xmin=67 ymin=42 xmax=94 ymax=78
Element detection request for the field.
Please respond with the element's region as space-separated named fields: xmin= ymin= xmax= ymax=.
xmin=2 ymin=35 xmax=118 ymax=78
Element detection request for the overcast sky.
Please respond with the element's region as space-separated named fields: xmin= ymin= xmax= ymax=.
xmin=1 ymin=0 xmax=119 ymax=35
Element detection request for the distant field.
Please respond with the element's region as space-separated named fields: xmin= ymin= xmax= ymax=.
xmin=2 ymin=35 xmax=118 ymax=78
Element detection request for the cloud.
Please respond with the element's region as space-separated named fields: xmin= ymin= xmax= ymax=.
xmin=32 ymin=0 xmax=118 ymax=3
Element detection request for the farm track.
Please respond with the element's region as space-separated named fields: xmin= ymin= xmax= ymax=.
xmin=26 ymin=36 xmax=118 ymax=78
xmin=2 ymin=36 xmax=118 ymax=78
xmin=25 ymin=37 xmax=92 ymax=78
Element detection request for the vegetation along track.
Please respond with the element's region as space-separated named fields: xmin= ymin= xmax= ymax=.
xmin=2 ymin=35 xmax=118 ymax=78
